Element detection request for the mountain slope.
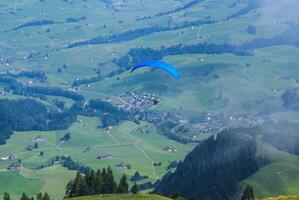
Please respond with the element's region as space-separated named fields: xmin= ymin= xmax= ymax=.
xmin=154 ymin=129 xmax=269 ymax=200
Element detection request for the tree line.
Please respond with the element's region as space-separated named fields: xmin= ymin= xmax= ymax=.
xmin=114 ymin=43 xmax=249 ymax=76
xmin=3 ymin=192 xmax=50 ymax=200
xmin=0 ymin=75 xmax=84 ymax=101
xmin=66 ymin=167 xmax=139 ymax=198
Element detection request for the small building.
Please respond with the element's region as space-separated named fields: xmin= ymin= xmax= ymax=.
xmin=8 ymin=153 xmax=17 ymax=160
xmin=116 ymin=161 xmax=129 ymax=169
xmin=105 ymin=126 xmax=113 ymax=133
xmin=26 ymin=144 xmax=35 ymax=151
xmin=1 ymin=91 xmax=7 ymax=95
xmin=0 ymin=156 xmax=9 ymax=161
xmin=31 ymin=135 xmax=46 ymax=142
xmin=97 ymin=153 xmax=112 ymax=160
xmin=0 ymin=153 xmax=17 ymax=161
xmin=164 ymin=146 xmax=178 ymax=152
xmin=7 ymin=162 xmax=22 ymax=171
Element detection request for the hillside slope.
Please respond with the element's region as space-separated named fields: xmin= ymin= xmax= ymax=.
xmin=154 ymin=129 xmax=269 ymax=200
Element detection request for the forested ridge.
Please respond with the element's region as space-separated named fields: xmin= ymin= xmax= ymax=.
xmin=0 ymin=75 xmax=84 ymax=101
xmin=154 ymin=129 xmax=270 ymax=200
xmin=0 ymin=99 xmax=78 ymax=144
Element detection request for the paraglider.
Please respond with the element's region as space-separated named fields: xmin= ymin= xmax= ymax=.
xmin=131 ymin=60 xmax=180 ymax=79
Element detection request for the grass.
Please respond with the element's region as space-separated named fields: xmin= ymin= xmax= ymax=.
xmin=261 ymin=196 xmax=299 ymax=200
xmin=237 ymin=141 xmax=299 ymax=199
xmin=66 ymin=194 xmax=171 ymax=200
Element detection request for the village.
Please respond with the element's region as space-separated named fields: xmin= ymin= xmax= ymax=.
xmin=118 ymin=91 xmax=161 ymax=112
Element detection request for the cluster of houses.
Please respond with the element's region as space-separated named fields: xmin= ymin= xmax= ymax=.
xmin=0 ymin=142 xmax=22 ymax=172
xmin=119 ymin=91 xmax=161 ymax=112
xmin=228 ymin=115 xmax=266 ymax=128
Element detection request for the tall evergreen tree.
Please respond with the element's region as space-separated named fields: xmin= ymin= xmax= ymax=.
xmin=241 ymin=185 xmax=255 ymax=200
xmin=43 ymin=193 xmax=50 ymax=200
xmin=3 ymin=192 xmax=10 ymax=200
xmin=66 ymin=180 xmax=75 ymax=197
xmin=36 ymin=193 xmax=42 ymax=200
xmin=117 ymin=174 xmax=129 ymax=194
xmin=101 ymin=168 xmax=108 ymax=193
xmin=65 ymin=171 xmax=88 ymax=197
xmin=107 ymin=166 xmax=117 ymax=193
xmin=130 ymin=182 xmax=139 ymax=195
xmin=85 ymin=170 xmax=96 ymax=195
xmin=94 ymin=169 xmax=103 ymax=194
xmin=20 ymin=193 xmax=30 ymax=200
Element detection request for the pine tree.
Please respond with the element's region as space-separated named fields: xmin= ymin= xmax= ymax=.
xmin=20 ymin=193 xmax=30 ymax=200
xmin=94 ymin=169 xmax=103 ymax=194
xmin=101 ymin=168 xmax=108 ymax=193
xmin=30 ymin=197 xmax=34 ymax=200
xmin=130 ymin=182 xmax=139 ymax=195
xmin=107 ymin=166 xmax=117 ymax=193
xmin=3 ymin=192 xmax=10 ymax=200
xmin=241 ymin=185 xmax=255 ymax=200
xmin=85 ymin=170 xmax=96 ymax=195
xmin=66 ymin=180 xmax=75 ymax=197
xmin=43 ymin=193 xmax=50 ymax=200
xmin=36 ymin=193 xmax=42 ymax=200
xmin=67 ymin=171 xmax=88 ymax=197
xmin=117 ymin=174 xmax=129 ymax=194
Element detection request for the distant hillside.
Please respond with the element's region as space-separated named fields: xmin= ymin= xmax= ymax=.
xmin=66 ymin=194 xmax=171 ymax=200
xmin=154 ymin=129 xmax=269 ymax=200
xmin=155 ymin=122 xmax=299 ymax=200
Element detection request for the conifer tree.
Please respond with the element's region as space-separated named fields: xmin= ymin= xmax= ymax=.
xmin=130 ymin=182 xmax=139 ymax=195
xmin=66 ymin=180 xmax=75 ymax=197
xmin=36 ymin=193 xmax=42 ymax=200
xmin=20 ymin=193 xmax=30 ymax=200
xmin=66 ymin=171 xmax=88 ymax=197
xmin=3 ymin=192 xmax=10 ymax=200
xmin=241 ymin=185 xmax=255 ymax=200
xmin=43 ymin=193 xmax=50 ymax=200
xmin=107 ymin=166 xmax=117 ymax=193
xmin=117 ymin=174 xmax=129 ymax=194
xmin=101 ymin=168 xmax=108 ymax=193
xmin=94 ymin=169 xmax=103 ymax=194
xmin=85 ymin=170 xmax=96 ymax=195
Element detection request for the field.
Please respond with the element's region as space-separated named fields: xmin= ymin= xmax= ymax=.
xmin=1 ymin=0 xmax=299 ymax=199
xmin=236 ymin=141 xmax=299 ymax=199
xmin=0 ymin=116 xmax=193 ymax=199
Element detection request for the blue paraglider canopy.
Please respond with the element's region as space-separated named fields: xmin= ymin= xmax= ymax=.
xmin=131 ymin=60 xmax=180 ymax=79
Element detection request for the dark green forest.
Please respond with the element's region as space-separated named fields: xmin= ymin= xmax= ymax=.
xmin=154 ymin=129 xmax=269 ymax=200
